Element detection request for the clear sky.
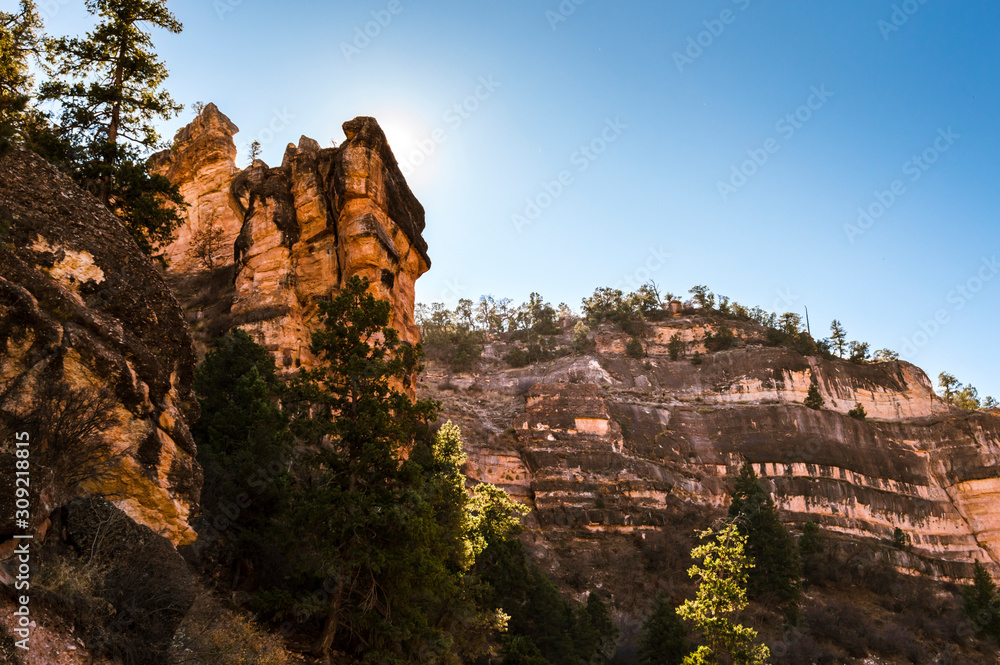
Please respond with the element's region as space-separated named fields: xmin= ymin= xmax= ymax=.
xmin=41 ymin=0 xmax=1000 ymax=398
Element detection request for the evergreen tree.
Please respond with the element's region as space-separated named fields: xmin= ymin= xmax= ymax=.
xmin=804 ymin=383 xmax=824 ymax=410
xmin=677 ymin=523 xmax=770 ymax=665
xmin=847 ymin=403 xmax=866 ymax=420
xmin=727 ymin=464 xmax=801 ymax=604
xmin=637 ymin=594 xmax=688 ymax=665
xmin=829 ymin=320 xmax=847 ymax=358
xmin=191 ymin=330 xmax=293 ymax=556
xmin=39 ymin=0 xmax=185 ymax=256
xmin=0 ymin=1 xmax=42 ymax=154
xmin=963 ymin=561 xmax=1000 ymax=640
xmin=574 ymin=593 xmax=619 ymax=664
xmin=270 ymin=277 xmax=521 ymax=663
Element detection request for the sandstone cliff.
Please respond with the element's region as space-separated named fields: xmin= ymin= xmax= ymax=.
xmin=0 ymin=145 xmax=201 ymax=548
xmin=423 ymin=316 xmax=1000 ymax=594
xmin=151 ymin=105 xmax=430 ymax=372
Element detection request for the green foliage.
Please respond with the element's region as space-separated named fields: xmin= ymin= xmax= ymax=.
xmin=688 ymin=285 xmax=715 ymax=311
xmin=676 ymin=523 xmax=771 ymax=665
xmin=416 ymin=301 xmax=484 ymax=371
xmin=892 ymin=527 xmax=911 ymax=550
xmin=803 ymin=384 xmax=824 ymax=410
xmin=848 ymin=340 xmax=870 ymax=363
xmin=637 ymin=594 xmax=688 ymax=665
xmin=39 ymin=0 xmax=185 ymax=256
xmin=479 ymin=538 xmax=617 ymax=665
xmin=727 ymin=464 xmax=801 ymax=604
xmin=690 ymin=352 xmax=703 ymax=366
xmin=626 ymin=337 xmax=646 ymax=359
xmin=667 ymin=335 xmax=685 ymax=361
xmin=938 ymin=372 xmax=989 ymax=410
xmin=192 ymin=330 xmax=293 ymax=555
xmin=703 ymin=325 xmax=735 ymax=353
xmin=962 ymin=562 xmax=1000 ymax=640
xmin=524 ymin=292 xmax=560 ymax=335
xmin=829 ymin=320 xmax=847 ymax=358
xmin=262 ymin=276 xmax=523 ymax=663
xmin=582 ymin=286 xmax=645 ymax=336
xmin=872 ymin=348 xmax=899 ymax=362
xmin=798 ymin=521 xmax=823 ymax=559
xmin=572 ymin=321 xmax=596 ymax=354
xmin=847 ymin=403 xmax=866 ymax=421
xmin=0 ymin=1 xmax=42 ymax=155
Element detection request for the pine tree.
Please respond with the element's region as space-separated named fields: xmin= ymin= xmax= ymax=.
xmin=963 ymin=562 xmax=1000 ymax=640
xmin=39 ymin=0 xmax=186 ymax=256
xmin=829 ymin=320 xmax=847 ymax=358
xmin=273 ymin=276 xmax=522 ymax=663
xmin=728 ymin=463 xmax=801 ymax=604
xmin=637 ymin=594 xmax=688 ymax=665
xmin=0 ymin=0 xmax=42 ymax=154
xmin=804 ymin=383 xmax=824 ymax=410
xmin=677 ymin=523 xmax=771 ymax=665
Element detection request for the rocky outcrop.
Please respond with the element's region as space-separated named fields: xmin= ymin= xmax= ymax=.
xmin=0 ymin=145 xmax=200 ymax=547
xmin=153 ymin=107 xmax=430 ymax=371
xmin=148 ymin=103 xmax=243 ymax=274
xmin=427 ymin=318 xmax=1000 ymax=585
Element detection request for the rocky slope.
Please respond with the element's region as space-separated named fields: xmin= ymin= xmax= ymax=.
xmin=151 ymin=105 xmax=430 ymax=372
xmin=0 ymin=145 xmax=201 ymax=550
xmin=422 ymin=316 xmax=1000 ymax=593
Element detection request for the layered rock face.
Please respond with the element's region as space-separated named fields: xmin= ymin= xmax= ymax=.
xmin=0 ymin=146 xmax=201 ymax=547
xmin=153 ymin=107 xmax=430 ymax=371
xmin=427 ymin=318 xmax=1000 ymax=584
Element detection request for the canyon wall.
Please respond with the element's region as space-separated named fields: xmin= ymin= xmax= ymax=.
xmin=426 ymin=318 xmax=1000 ymax=589
xmin=151 ymin=105 xmax=430 ymax=371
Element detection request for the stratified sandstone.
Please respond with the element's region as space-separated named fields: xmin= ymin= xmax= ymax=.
xmin=153 ymin=107 xmax=429 ymax=371
xmin=0 ymin=146 xmax=200 ymax=547
xmin=427 ymin=318 xmax=1000 ymax=586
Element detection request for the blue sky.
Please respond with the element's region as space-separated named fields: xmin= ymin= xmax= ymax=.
xmin=41 ymin=0 xmax=1000 ymax=398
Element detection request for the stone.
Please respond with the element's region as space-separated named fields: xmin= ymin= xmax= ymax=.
xmin=0 ymin=145 xmax=201 ymax=547
xmin=154 ymin=108 xmax=430 ymax=374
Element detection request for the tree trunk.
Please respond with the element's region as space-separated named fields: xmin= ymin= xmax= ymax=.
xmin=102 ymin=37 xmax=126 ymax=207
xmin=313 ymin=578 xmax=346 ymax=661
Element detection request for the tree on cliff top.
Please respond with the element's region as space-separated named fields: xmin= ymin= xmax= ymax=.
xmin=39 ymin=0 xmax=185 ymax=256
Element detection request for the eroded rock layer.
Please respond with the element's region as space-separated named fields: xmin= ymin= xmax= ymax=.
xmin=153 ymin=106 xmax=430 ymax=371
xmin=0 ymin=146 xmax=201 ymax=547
xmin=426 ymin=319 xmax=1000 ymax=584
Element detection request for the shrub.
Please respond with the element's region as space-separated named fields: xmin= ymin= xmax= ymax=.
xmin=848 ymin=403 xmax=866 ymax=420
xmin=892 ymin=527 xmax=911 ymax=550
xmin=572 ymin=321 xmax=596 ymax=354
xmin=505 ymin=347 xmax=530 ymax=368
xmin=804 ymin=384 xmax=824 ymax=410
xmin=667 ymin=335 xmax=685 ymax=361
xmin=703 ymin=325 xmax=735 ymax=352
xmin=690 ymin=352 xmax=703 ymax=366
xmin=626 ymin=337 xmax=645 ymax=359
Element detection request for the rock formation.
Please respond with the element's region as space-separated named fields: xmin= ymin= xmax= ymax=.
xmin=0 ymin=145 xmax=201 ymax=548
xmin=425 ymin=317 xmax=1000 ymax=588
xmin=151 ymin=105 xmax=430 ymax=371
